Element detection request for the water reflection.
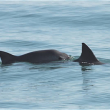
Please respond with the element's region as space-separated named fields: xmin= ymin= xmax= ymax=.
xmin=29 ymin=62 xmax=67 ymax=71
xmin=29 ymin=66 xmax=64 ymax=71
xmin=81 ymin=66 xmax=94 ymax=92
xmin=81 ymin=66 xmax=92 ymax=71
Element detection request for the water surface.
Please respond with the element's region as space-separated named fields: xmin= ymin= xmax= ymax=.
xmin=0 ymin=1 xmax=110 ymax=109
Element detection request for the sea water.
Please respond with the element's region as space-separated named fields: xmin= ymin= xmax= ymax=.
xmin=0 ymin=1 xmax=110 ymax=109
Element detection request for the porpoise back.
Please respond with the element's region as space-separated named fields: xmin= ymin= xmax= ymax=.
xmin=0 ymin=50 xmax=70 ymax=65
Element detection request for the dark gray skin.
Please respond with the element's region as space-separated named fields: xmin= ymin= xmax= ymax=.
xmin=74 ymin=43 xmax=104 ymax=65
xmin=0 ymin=43 xmax=104 ymax=65
xmin=0 ymin=49 xmax=70 ymax=65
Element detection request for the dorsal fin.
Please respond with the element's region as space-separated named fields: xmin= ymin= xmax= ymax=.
xmin=0 ymin=51 xmax=17 ymax=64
xmin=74 ymin=43 xmax=100 ymax=64
xmin=80 ymin=43 xmax=98 ymax=62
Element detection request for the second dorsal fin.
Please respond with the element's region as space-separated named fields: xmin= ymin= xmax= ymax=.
xmin=74 ymin=43 xmax=103 ymax=65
